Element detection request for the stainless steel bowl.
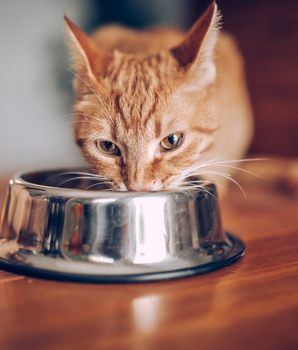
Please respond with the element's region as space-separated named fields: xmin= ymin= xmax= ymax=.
xmin=0 ymin=168 xmax=245 ymax=282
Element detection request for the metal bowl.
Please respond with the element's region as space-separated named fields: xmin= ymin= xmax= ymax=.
xmin=0 ymin=168 xmax=245 ymax=282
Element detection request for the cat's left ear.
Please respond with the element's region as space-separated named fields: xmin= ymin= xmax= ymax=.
xmin=170 ymin=1 xmax=220 ymax=89
xmin=64 ymin=15 xmax=111 ymax=79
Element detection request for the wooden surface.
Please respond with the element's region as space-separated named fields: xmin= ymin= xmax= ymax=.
xmin=0 ymin=174 xmax=298 ymax=350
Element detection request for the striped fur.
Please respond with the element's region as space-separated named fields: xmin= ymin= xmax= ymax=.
xmin=64 ymin=1 xmax=253 ymax=192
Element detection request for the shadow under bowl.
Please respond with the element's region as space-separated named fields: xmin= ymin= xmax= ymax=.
xmin=0 ymin=168 xmax=245 ymax=282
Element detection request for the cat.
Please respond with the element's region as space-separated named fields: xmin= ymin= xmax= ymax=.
xmin=64 ymin=1 xmax=253 ymax=194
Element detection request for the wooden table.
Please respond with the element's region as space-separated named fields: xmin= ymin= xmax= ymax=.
xmin=0 ymin=173 xmax=298 ymax=350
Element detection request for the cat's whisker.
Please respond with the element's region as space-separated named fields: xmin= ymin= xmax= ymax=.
xmin=182 ymin=158 xmax=270 ymax=190
xmin=59 ymin=112 xmax=77 ymax=119
xmin=44 ymin=172 xmax=95 ymax=185
xmin=190 ymin=180 xmax=228 ymax=197
xmin=84 ymin=181 xmax=113 ymax=191
xmin=194 ymin=158 xmax=270 ymax=175
xmin=182 ymin=178 xmax=224 ymax=197
xmin=48 ymin=171 xmax=106 ymax=180
xmin=192 ymin=157 xmax=268 ymax=174
xmin=47 ymin=171 xmax=114 ymax=190
xmin=179 ymin=184 xmax=218 ymax=199
xmin=198 ymin=170 xmax=246 ymax=198
xmin=60 ymin=120 xmax=100 ymax=127
xmin=76 ymin=113 xmax=107 ymax=123
xmin=65 ymin=68 xmax=115 ymax=126
xmin=198 ymin=163 xmax=266 ymax=180
xmin=177 ymin=158 xmax=273 ymax=199
xmin=183 ymin=178 xmax=226 ymax=193
xmin=201 ymin=157 xmax=270 ymax=165
xmin=60 ymin=112 xmax=97 ymax=119
xmin=56 ymin=176 xmax=108 ymax=188
xmin=60 ymin=113 xmax=109 ymax=129
xmin=44 ymin=170 xmax=105 ymax=184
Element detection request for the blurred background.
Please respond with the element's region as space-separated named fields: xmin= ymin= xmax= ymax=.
xmin=0 ymin=0 xmax=297 ymax=173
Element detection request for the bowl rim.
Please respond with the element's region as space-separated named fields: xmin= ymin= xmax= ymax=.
xmin=11 ymin=167 xmax=213 ymax=198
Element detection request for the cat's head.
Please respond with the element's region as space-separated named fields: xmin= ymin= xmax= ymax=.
xmin=64 ymin=1 xmax=220 ymax=191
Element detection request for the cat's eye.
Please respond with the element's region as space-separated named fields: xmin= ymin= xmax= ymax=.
xmin=96 ymin=140 xmax=120 ymax=156
xmin=160 ymin=133 xmax=183 ymax=151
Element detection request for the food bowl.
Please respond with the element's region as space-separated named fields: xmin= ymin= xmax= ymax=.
xmin=0 ymin=168 xmax=245 ymax=282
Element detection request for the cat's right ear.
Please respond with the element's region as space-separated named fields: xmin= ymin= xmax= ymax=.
xmin=64 ymin=15 xmax=111 ymax=79
xmin=170 ymin=1 xmax=220 ymax=90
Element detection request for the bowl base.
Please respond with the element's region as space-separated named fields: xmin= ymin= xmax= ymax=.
xmin=0 ymin=232 xmax=244 ymax=283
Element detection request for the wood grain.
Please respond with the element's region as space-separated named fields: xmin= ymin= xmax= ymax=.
xmin=0 ymin=173 xmax=298 ymax=350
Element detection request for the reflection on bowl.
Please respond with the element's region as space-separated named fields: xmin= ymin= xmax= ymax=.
xmin=0 ymin=168 xmax=245 ymax=282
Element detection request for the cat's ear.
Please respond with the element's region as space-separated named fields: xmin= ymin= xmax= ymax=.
xmin=170 ymin=1 xmax=220 ymax=89
xmin=64 ymin=15 xmax=111 ymax=78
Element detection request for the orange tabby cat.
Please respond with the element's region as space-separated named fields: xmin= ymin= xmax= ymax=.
xmin=64 ymin=1 xmax=253 ymax=193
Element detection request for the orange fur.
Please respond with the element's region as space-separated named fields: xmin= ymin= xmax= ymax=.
xmin=64 ymin=1 xmax=253 ymax=192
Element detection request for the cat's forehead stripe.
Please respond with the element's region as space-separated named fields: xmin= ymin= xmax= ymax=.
xmin=106 ymin=54 xmax=173 ymax=131
xmin=155 ymin=119 xmax=162 ymax=139
xmin=114 ymin=94 xmax=128 ymax=130
xmin=107 ymin=52 xmax=177 ymax=112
